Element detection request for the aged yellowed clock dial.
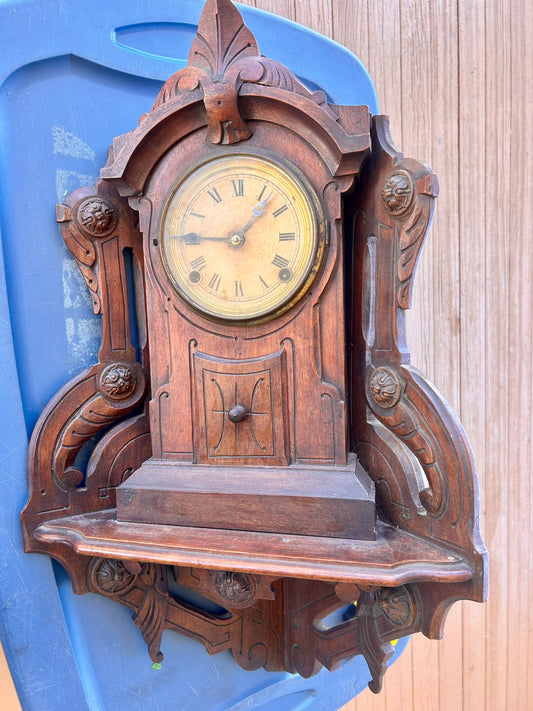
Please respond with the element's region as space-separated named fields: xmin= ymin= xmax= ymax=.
xmin=160 ymin=152 xmax=322 ymax=320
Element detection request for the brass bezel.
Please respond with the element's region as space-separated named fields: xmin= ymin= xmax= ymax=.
xmin=158 ymin=149 xmax=327 ymax=325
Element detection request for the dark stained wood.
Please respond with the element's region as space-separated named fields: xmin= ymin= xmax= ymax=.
xmin=117 ymin=459 xmax=376 ymax=539
xmin=21 ymin=0 xmax=487 ymax=693
xmin=33 ymin=511 xmax=474 ymax=585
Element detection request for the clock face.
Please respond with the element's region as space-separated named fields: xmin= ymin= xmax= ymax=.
xmin=160 ymin=152 xmax=322 ymax=321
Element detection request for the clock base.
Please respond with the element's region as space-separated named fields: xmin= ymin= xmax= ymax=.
xmin=116 ymin=456 xmax=376 ymax=540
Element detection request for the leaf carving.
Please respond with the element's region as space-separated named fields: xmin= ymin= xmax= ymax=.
xmin=189 ymin=0 xmax=258 ymax=79
xmin=152 ymin=0 xmax=338 ymax=144
xmin=396 ymin=187 xmax=436 ymax=309
xmin=132 ymin=565 xmax=168 ymax=664
xmin=366 ymin=366 xmax=444 ymax=514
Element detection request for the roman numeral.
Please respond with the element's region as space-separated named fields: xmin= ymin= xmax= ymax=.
xmin=208 ymin=273 xmax=221 ymax=291
xmin=259 ymin=274 xmax=269 ymax=290
xmin=232 ymin=179 xmax=244 ymax=197
xmin=207 ymin=188 xmax=222 ymax=204
xmin=257 ymin=185 xmax=268 ymax=202
xmin=190 ymin=256 xmax=207 ymax=271
xmin=272 ymin=254 xmax=290 ymax=268
xmin=279 ymin=232 xmax=295 ymax=241
xmin=234 ymin=280 xmax=244 ymax=297
xmin=273 ymin=204 xmax=288 ymax=218
xmin=190 ymin=211 xmax=205 ymax=220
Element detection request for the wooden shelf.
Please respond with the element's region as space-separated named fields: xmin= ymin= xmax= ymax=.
xmin=34 ymin=509 xmax=473 ymax=586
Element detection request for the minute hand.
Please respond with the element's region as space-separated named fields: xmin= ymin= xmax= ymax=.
xmin=237 ymin=192 xmax=274 ymax=236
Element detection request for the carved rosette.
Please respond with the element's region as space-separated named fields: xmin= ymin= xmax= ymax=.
xmin=376 ymin=585 xmax=417 ymax=628
xmin=76 ymin=197 xmax=117 ymax=238
xmin=382 ymin=170 xmax=414 ymax=216
xmin=368 ymin=367 xmax=402 ymax=409
xmin=211 ymin=571 xmax=258 ymax=608
xmin=99 ymin=363 xmax=138 ymax=400
xmin=51 ymin=362 xmax=146 ymax=491
xmin=88 ymin=558 xmax=136 ymax=597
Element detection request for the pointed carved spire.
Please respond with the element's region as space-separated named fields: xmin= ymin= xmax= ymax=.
xmin=188 ymin=0 xmax=259 ymax=80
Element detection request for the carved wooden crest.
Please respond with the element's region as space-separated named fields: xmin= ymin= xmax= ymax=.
xmin=22 ymin=0 xmax=487 ymax=693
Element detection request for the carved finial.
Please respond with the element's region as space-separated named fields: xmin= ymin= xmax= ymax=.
xmin=152 ymin=0 xmax=336 ymax=144
xmin=188 ymin=0 xmax=259 ymax=79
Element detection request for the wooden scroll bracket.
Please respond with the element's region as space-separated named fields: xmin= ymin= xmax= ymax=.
xmin=21 ymin=0 xmax=487 ymax=693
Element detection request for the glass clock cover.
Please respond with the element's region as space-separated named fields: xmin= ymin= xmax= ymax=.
xmin=160 ymin=153 xmax=322 ymax=320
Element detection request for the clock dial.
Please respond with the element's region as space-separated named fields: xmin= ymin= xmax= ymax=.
xmin=160 ymin=153 xmax=321 ymax=320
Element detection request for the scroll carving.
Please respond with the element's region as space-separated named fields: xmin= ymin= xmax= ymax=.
xmin=357 ymin=610 xmax=395 ymax=694
xmin=397 ymin=191 xmax=437 ymax=309
xmin=56 ymin=180 xmax=143 ymax=362
xmin=82 ymin=562 xmax=421 ymax=691
xmin=56 ymin=196 xmax=101 ymax=314
xmin=52 ymin=362 xmax=146 ymax=490
xmin=366 ymin=365 xmax=444 ymax=514
xmin=133 ymin=565 xmax=169 ymax=664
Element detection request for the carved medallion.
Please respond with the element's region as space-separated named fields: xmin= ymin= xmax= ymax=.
xmin=99 ymin=363 xmax=137 ymax=400
xmin=89 ymin=558 xmax=136 ymax=596
xmin=377 ymin=586 xmax=416 ymax=628
xmin=212 ymin=571 xmax=257 ymax=608
xmin=382 ymin=170 xmax=414 ymax=215
xmin=368 ymin=367 xmax=402 ymax=409
xmin=76 ymin=197 xmax=117 ymax=237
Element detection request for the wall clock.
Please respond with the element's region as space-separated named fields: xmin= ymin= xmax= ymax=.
xmin=22 ymin=0 xmax=487 ymax=691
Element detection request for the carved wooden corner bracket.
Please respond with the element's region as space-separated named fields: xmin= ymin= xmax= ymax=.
xmin=22 ymin=179 xmax=152 ymax=557
xmin=84 ymin=558 xmax=419 ymax=691
xmin=351 ymin=114 xmax=487 ymax=627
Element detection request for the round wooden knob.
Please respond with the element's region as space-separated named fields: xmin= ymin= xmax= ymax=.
xmin=228 ymin=404 xmax=248 ymax=423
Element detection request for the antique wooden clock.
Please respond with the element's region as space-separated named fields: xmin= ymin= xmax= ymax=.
xmin=22 ymin=0 xmax=487 ymax=691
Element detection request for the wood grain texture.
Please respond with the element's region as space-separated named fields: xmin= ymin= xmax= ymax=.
xmin=239 ymin=0 xmax=532 ymax=709
xmin=25 ymin=0 xmax=486 ymax=684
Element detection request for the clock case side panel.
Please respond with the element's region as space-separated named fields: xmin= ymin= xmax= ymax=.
xmin=345 ymin=115 xmax=488 ymax=625
xmin=21 ymin=180 xmax=152 ymax=591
